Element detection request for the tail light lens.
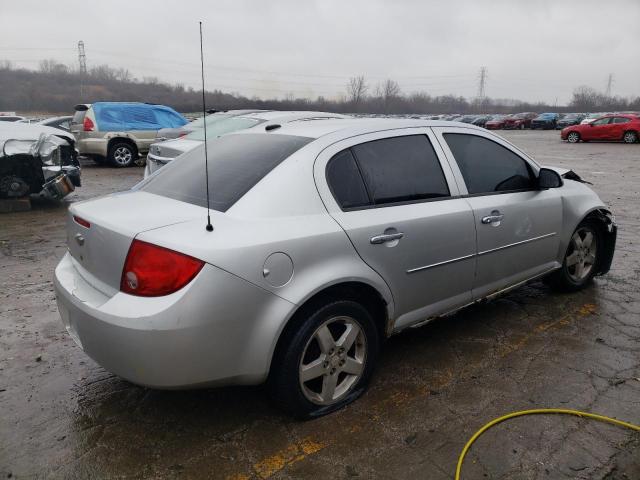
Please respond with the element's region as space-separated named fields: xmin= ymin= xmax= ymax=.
xmin=83 ymin=117 xmax=95 ymax=131
xmin=120 ymin=240 xmax=204 ymax=297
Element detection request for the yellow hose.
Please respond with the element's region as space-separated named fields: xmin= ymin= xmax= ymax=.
xmin=455 ymin=408 xmax=640 ymax=480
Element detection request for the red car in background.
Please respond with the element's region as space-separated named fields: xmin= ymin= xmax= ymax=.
xmin=561 ymin=114 xmax=640 ymax=143
xmin=484 ymin=114 xmax=509 ymax=129
xmin=504 ymin=112 xmax=537 ymax=129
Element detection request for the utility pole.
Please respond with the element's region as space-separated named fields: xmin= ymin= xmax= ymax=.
xmin=78 ymin=40 xmax=87 ymax=98
xmin=476 ymin=66 xmax=487 ymax=112
xmin=605 ymin=73 xmax=613 ymax=97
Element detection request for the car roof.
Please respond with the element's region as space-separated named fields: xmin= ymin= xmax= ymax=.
xmin=0 ymin=121 xmax=74 ymax=141
xmin=232 ymin=118 xmax=485 ymax=140
xmin=39 ymin=116 xmax=72 ymax=123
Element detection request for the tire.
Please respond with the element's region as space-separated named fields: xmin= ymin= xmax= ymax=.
xmin=268 ymin=300 xmax=380 ymax=418
xmin=623 ymin=131 xmax=638 ymax=144
xmin=546 ymin=221 xmax=603 ymax=292
xmin=108 ymin=141 xmax=137 ymax=168
xmin=567 ymin=131 xmax=580 ymax=143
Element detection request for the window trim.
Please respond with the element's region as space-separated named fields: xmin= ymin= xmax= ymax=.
xmin=325 ymin=133 xmax=453 ymax=212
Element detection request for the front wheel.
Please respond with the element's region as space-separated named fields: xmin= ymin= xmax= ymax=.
xmin=546 ymin=221 xmax=602 ymax=292
xmin=623 ymin=131 xmax=638 ymax=144
xmin=567 ymin=131 xmax=580 ymax=143
xmin=268 ymin=300 xmax=380 ymax=418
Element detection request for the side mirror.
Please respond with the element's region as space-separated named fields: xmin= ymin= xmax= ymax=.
xmin=537 ymin=168 xmax=563 ymax=189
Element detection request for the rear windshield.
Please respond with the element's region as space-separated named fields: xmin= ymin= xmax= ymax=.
xmin=186 ymin=117 xmax=264 ymax=141
xmin=137 ymin=133 xmax=312 ymax=211
xmin=72 ymin=110 xmax=86 ymax=124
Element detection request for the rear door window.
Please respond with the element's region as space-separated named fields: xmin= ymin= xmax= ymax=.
xmin=348 ymin=135 xmax=450 ymax=206
xmin=138 ymin=133 xmax=312 ymax=212
xmin=326 ymin=149 xmax=370 ymax=209
xmin=613 ymin=117 xmax=631 ymax=124
xmin=443 ymin=133 xmax=534 ymax=194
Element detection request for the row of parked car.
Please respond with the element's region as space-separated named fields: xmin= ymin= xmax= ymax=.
xmin=2 ymin=103 xmax=638 ymax=201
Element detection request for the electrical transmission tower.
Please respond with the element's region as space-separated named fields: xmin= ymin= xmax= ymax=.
xmin=477 ymin=66 xmax=487 ymax=100
xmin=605 ymin=73 xmax=614 ymax=97
xmin=78 ymin=41 xmax=87 ymax=98
xmin=78 ymin=41 xmax=87 ymax=74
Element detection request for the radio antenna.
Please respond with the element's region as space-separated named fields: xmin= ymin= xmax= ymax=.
xmin=200 ymin=21 xmax=213 ymax=232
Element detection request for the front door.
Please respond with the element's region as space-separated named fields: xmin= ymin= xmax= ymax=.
xmin=314 ymin=129 xmax=477 ymax=330
xmin=586 ymin=117 xmax=613 ymax=140
xmin=434 ymin=127 xmax=562 ymax=299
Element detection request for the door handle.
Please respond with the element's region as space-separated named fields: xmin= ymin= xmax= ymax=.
xmin=481 ymin=212 xmax=505 ymax=224
xmin=370 ymin=232 xmax=404 ymax=244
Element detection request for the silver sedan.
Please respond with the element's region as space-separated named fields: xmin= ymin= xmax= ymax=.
xmin=54 ymin=119 xmax=616 ymax=417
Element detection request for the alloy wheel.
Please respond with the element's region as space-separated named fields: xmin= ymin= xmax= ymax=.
xmin=114 ymin=147 xmax=133 ymax=165
xmin=566 ymin=227 xmax=597 ymax=282
xmin=567 ymin=132 xmax=580 ymax=143
xmin=299 ymin=316 xmax=366 ymax=405
xmin=623 ymin=131 xmax=637 ymax=144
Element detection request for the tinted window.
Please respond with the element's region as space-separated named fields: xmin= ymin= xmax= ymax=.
xmin=351 ymin=135 xmax=450 ymax=205
xmin=443 ymin=133 xmax=534 ymax=194
xmin=613 ymin=117 xmax=631 ymax=124
xmin=138 ymin=133 xmax=312 ymax=212
xmin=326 ymin=150 xmax=370 ymax=209
xmin=592 ymin=117 xmax=611 ymax=126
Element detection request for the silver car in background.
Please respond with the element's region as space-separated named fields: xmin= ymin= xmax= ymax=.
xmin=143 ymin=110 xmax=348 ymax=178
xmin=54 ymin=119 xmax=616 ymax=417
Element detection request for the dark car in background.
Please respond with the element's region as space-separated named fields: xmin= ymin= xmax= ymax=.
xmin=531 ymin=113 xmax=560 ymax=129
xmin=458 ymin=115 xmax=479 ymax=124
xmin=484 ymin=114 xmax=509 ymax=129
xmin=471 ymin=115 xmax=493 ymax=128
xmin=557 ymin=113 xmax=586 ymax=129
xmin=504 ymin=112 xmax=537 ymax=130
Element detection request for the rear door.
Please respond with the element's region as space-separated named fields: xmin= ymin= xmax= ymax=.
xmin=434 ymin=127 xmax=562 ymax=299
xmin=314 ymin=129 xmax=477 ymax=330
xmin=609 ymin=117 xmax=632 ymax=140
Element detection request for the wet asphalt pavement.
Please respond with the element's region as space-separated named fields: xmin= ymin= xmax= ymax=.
xmin=1 ymin=130 xmax=639 ymax=479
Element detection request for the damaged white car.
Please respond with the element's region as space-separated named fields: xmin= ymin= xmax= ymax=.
xmin=0 ymin=122 xmax=81 ymax=199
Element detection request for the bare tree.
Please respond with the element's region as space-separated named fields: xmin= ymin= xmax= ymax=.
xmin=346 ymin=75 xmax=368 ymax=108
xmin=381 ymin=79 xmax=401 ymax=112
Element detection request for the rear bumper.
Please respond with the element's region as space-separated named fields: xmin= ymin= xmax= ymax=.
xmin=54 ymin=252 xmax=295 ymax=388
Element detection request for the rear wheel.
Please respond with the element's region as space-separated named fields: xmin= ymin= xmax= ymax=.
xmin=567 ymin=131 xmax=580 ymax=143
xmin=108 ymin=142 xmax=137 ymax=168
xmin=546 ymin=221 xmax=602 ymax=292
xmin=268 ymin=300 xmax=380 ymax=418
xmin=623 ymin=131 xmax=638 ymax=144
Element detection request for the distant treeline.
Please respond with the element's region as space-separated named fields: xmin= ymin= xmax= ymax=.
xmin=0 ymin=60 xmax=638 ymax=115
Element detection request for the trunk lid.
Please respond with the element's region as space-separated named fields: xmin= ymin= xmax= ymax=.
xmin=67 ymin=190 xmax=205 ymax=292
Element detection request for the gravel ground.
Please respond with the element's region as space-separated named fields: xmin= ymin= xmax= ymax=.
xmin=1 ymin=130 xmax=639 ymax=479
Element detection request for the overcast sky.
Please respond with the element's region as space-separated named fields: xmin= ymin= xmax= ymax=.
xmin=1 ymin=0 xmax=638 ymax=104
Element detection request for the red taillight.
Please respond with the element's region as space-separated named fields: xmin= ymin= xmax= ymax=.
xmin=83 ymin=117 xmax=95 ymax=131
xmin=73 ymin=215 xmax=91 ymax=228
xmin=120 ymin=240 xmax=204 ymax=297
